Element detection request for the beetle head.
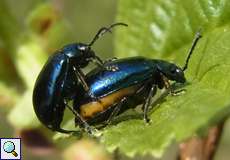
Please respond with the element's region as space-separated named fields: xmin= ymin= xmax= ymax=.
xmin=77 ymin=43 xmax=103 ymax=65
xmin=156 ymin=61 xmax=186 ymax=83
xmin=62 ymin=43 xmax=97 ymax=66
xmin=76 ymin=43 xmax=96 ymax=59
xmin=155 ymin=31 xmax=202 ymax=84
xmin=63 ymin=23 xmax=128 ymax=66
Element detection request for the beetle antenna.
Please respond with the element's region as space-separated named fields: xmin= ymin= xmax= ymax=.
xmin=88 ymin=22 xmax=128 ymax=47
xmin=182 ymin=29 xmax=202 ymax=71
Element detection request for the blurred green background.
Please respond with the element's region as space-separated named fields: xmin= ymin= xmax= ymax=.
xmin=0 ymin=0 xmax=230 ymax=160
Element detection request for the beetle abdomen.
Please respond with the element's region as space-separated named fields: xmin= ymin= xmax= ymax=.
xmin=33 ymin=54 xmax=67 ymax=129
xmin=86 ymin=57 xmax=157 ymax=97
xmin=79 ymin=85 xmax=141 ymax=119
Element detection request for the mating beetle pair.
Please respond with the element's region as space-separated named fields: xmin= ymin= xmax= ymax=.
xmin=33 ymin=23 xmax=202 ymax=134
xmin=33 ymin=23 xmax=127 ymax=133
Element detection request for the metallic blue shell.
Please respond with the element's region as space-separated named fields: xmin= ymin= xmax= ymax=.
xmin=85 ymin=57 xmax=157 ymax=97
xmin=33 ymin=53 xmax=67 ymax=127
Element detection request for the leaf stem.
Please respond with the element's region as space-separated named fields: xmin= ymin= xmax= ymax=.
xmin=178 ymin=121 xmax=225 ymax=160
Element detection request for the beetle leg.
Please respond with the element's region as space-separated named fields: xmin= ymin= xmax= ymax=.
xmin=143 ymin=84 xmax=157 ymax=123
xmin=94 ymin=55 xmax=104 ymax=66
xmin=161 ymin=74 xmax=170 ymax=89
xmin=170 ymin=88 xmax=186 ymax=96
xmin=93 ymin=58 xmax=119 ymax=72
xmin=92 ymin=59 xmax=105 ymax=69
xmin=73 ymin=66 xmax=101 ymax=102
xmin=106 ymin=97 xmax=127 ymax=125
xmin=161 ymin=74 xmax=180 ymax=96
xmin=73 ymin=66 xmax=89 ymax=91
xmin=92 ymin=53 xmax=118 ymax=72
xmin=64 ymin=100 xmax=99 ymax=136
xmin=104 ymin=57 xmax=118 ymax=63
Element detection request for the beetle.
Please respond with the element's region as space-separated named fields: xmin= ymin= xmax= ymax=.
xmin=72 ymin=31 xmax=202 ymax=134
xmin=33 ymin=23 xmax=128 ymax=133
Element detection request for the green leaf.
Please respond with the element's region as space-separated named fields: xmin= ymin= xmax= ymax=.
xmin=0 ymin=0 xmax=21 ymax=49
xmin=7 ymin=89 xmax=40 ymax=129
xmin=114 ymin=0 xmax=230 ymax=59
xmin=15 ymin=39 xmax=47 ymax=89
xmin=101 ymin=0 xmax=230 ymax=157
xmin=26 ymin=3 xmax=74 ymax=51
xmin=0 ymin=50 xmax=21 ymax=86
xmin=5 ymin=39 xmax=48 ymax=129
xmin=0 ymin=83 xmax=18 ymax=109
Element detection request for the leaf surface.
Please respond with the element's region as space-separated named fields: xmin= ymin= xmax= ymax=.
xmin=101 ymin=0 xmax=230 ymax=157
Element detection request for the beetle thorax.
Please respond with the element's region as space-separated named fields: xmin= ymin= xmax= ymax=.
xmin=155 ymin=60 xmax=186 ymax=84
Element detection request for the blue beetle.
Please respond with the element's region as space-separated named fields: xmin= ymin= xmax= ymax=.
xmin=33 ymin=23 xmax=128 ymax=133
xmin=72 ymin=31 xmax=202 ymax=133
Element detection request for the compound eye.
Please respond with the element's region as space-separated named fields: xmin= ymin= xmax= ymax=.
xmin=78 ymin=46 xmax=87 ymax=51
xmin=170 ymin=68 xmax=176 ymax=74
xmin=78 ymin=44 xmax=91 ymax=52
xmin=170 ymin=67 xmax=182 ymax=75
